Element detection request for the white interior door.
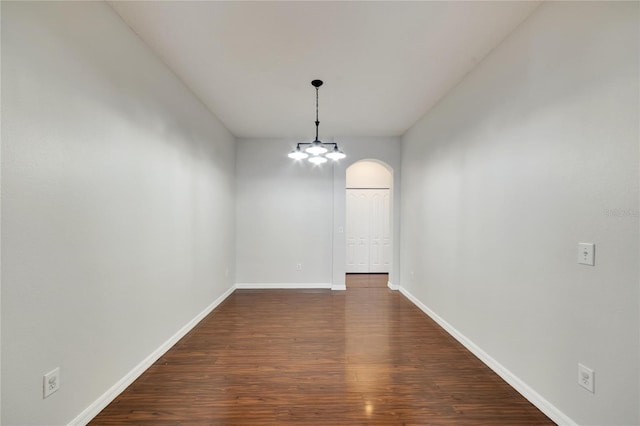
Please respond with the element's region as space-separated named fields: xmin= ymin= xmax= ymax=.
xmin=346 ymin=189 xmax=391 ymax=273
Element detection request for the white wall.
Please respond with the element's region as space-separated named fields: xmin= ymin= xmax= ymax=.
xmin=235 ymin=137 xmax=400 ymax=288
xmin=346 ymin=160 xmax=392 ymax=189
xmin=400 ymin=2 xmax=638 ymax=425
xmin=1 ymin=2 xmax=236 ymax=425
xmin=235 ymin=139 xmax=333 ymax=286
xmin=1 ymin=3 xmax=4 ymax=421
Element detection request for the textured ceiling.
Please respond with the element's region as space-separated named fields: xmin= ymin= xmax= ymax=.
xmin=109 ymin=1 xmax=540 ymax=139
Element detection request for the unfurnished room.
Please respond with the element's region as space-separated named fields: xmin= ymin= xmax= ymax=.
xmin=1 ymin=1 xmax=639 ymax=425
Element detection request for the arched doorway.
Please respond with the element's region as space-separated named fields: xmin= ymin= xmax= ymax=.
xmin=345 ymin=160 xmax=393 ymax=287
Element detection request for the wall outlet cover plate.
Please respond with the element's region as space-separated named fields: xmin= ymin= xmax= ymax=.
xmin=43 ymin=367 xmax=61 ymax=398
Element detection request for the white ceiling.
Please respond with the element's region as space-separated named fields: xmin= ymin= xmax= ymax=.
xmin=109 ymin=1 xmax=540 ymax=139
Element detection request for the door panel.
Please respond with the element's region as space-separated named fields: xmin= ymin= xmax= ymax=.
xmin=369 ymin=192 xmax=383 ymax=271
xmin=381 ymin=190 xmax=391 ymax=270
xmin=346 ymin=191 xmax=369 ymax=272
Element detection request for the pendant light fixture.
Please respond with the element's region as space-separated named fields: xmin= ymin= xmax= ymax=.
xmin=288 ymin=80 xmax=346 ymax=163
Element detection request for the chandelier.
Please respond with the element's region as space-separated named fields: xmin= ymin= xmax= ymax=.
xmin=288 ymin=80 xmax=346 ymax=164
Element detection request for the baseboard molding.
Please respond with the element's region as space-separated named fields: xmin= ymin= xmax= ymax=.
xmin=234 ymin=283 xmax=332 ymax=290
xmin=398 ymin=286 xmax=576 ymax=426
xmin=69 ymin=285 xmax=236 ymax=426
xmin=387 ymin=281 xmax=399 ymax=290
xmin=331 ymin=284 xmax=347 ymax=291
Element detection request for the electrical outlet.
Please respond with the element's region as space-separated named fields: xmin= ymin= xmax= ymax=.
xmin=43 ymin=367 xmax=60 ymax=398
xmin=578 ymin=243 xmax=595 ymax=266
xmin=296 ymin=263 xmax=302 ymax=271
xmin=578 ymin=363 xmax=594 ymax=393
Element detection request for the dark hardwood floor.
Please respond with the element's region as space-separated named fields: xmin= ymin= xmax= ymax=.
xmin=91 ymin=283 xmax=554 ymax=425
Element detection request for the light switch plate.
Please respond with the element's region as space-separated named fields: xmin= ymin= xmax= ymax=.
xmin=578 ymin=363 xmax=595 ymax=393
xmin=578 ymin=243 xmax=595 ymax=266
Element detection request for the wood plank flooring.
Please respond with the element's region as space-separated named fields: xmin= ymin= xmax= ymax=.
xmin=91 ymin=284 xmax=554 ymax=425
xmin=346 ymin=273 xmax=388 ymax=288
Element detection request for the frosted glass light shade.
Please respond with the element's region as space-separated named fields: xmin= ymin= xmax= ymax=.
xmin=288 ymin=147 xmax=309 ymax=160
xmin=325 ymin=146 xmax=346 ymax=160
xmin=305 ymin=141 xmax=328 ymax=155
xmin=308 ymin=155 xmax=328 ymax=165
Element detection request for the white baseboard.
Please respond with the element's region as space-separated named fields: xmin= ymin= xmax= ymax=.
xmin=69 ymin=285 xmax=236 ymax=426
xmin=331 ymin=284 xmax=347 ymax=291
xmin=387 ymin=281 xmax=399 ymax=290
xmin=398 ymin=286 xmax=576 ymax=426
xmin=234 ymin=283 xmax=332 ymax=290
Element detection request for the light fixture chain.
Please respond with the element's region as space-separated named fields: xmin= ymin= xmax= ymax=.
xmin=315 ymin=86 xmax=320 ymax=142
